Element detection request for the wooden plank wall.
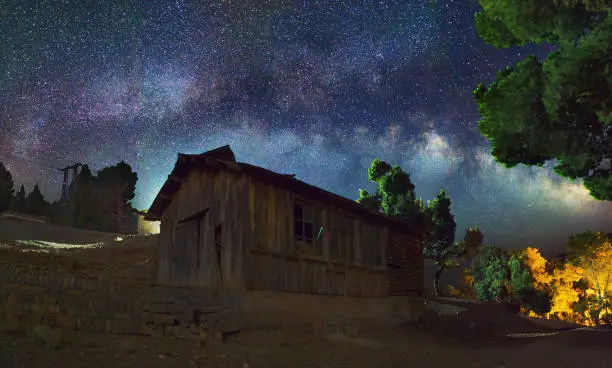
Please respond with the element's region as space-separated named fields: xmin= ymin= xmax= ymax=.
xmin=404 ymin=233 xmax=424 ymax=294
xmin=244 ymin=178 xmax=387 ymax=297
xmin=246 ymin=250 xmax=387 ymax=297
xmin=156 ymin=167 xmax=422 ymax=298
xmin=387 ymin=230 xmax=423 ymax=295
xmin=158 ymin=169 xmax=250 ymax=289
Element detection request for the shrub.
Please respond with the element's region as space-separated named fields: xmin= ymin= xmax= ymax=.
xmin=517 ymin=288 xmax=552 ymax=315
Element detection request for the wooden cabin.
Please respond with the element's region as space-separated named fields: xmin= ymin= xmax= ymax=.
xmin=145 ymin=145 xmax=425 ymax=298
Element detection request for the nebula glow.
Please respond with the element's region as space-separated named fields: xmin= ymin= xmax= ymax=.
xmin=1 ymin=0 xmax=611 ymax=253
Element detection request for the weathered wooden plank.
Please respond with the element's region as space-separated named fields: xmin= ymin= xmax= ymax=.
xmin=284 ymin=191 xmax=292 ymax=255
xmin=249 ymin=177 xmax=256 ymax=234
xmin=157 ymin=154 xmax=421 ymax=297
xmin=354 ymin=219 xmax=361 ymax=266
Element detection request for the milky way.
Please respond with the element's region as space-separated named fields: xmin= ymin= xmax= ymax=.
xmin=1 ymin=0 xmax=611 ymax=254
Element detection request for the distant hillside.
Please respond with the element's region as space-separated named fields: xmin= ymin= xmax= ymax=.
xmin=0 ymin=215 xmax=123 ymax=244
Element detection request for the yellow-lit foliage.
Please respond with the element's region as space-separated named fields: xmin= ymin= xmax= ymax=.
xmin=447 ymin=267 xmax=476 ymax=299
xmin=522 ymin=247 xmax=552 ymax=286
xmin=447 ymin=284 xmax=464 ymax=298
xmin=581 ymin=241 xmax=612 ymax=300
xmin=518 ymin=247 xmax=586 ymax=323
xmin=576 ymin=242 xmax=612 ymax=325
xmin=514 ymin=243 xmax=612 ymax=326
xmin=547 ymin=263 xmax=584 ymax=322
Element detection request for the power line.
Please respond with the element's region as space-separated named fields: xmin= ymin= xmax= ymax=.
xmin=0 ymin=151 xmax=83 ymax=200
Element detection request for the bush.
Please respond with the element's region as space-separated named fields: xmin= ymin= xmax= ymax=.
xmin=601 ymin=312 xmax=612 ymax=327
xmin=517 ymin=288 xmax=552 ymax=315
xmin=471 ymin=245 xmax=510 ymax=301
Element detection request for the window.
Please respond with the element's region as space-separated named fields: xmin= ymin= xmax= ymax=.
xmin=294 ymin=203 xmax=314 ymax=243
xmin=294 ymin=201 xmax=323 ymax=257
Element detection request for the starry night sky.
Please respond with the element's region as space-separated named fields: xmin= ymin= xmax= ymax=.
xmin=2 ymin=0 xmax=611 ymax=254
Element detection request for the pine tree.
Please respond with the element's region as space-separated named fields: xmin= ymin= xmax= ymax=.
xmin=70 ymin=165 xmax=102 ymax=230
xmin=11 ymin=185 xmax=27 ymax=212
xmin=0 ymin=162 xmax=15 ymax=212
xmin=96 ymin=161 xmax=138 ymax=233
xmin=25 ymin=184 xmax=49 ymax=216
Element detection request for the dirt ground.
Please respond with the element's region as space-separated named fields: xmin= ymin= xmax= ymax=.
xmin=1 ymin=294 xmax=610 ymax=367
xmin=1 ymin=219 xmax=611 ymax=367
xmin=1 ymin=313 xmax=612 ymax=368
xmin=0 ymin=217 xmax=125 ymax=245
xmin=0 ymin=217 xmax=159 ymax=281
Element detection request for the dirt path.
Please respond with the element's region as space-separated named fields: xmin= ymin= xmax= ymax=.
xmin=0 ymin=223 xmax=607 ymax=367
xmin=1 ymin=324 xmax=611 ymax=368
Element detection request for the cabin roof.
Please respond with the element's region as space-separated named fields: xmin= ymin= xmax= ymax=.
xmin=145 ymin=145 xmax=425 ymax=236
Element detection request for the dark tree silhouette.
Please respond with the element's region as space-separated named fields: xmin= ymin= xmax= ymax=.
xmin=0 ymin=162 xmax=15 ymax=212
xmin=25 ymin=184 xmax=49 ymax=217
xmin=69 ymin=165 xmax=102 ymax=230
xmin=96 ymin=161 xmax=138 ymax=233
xmin=11 ymin=185 xmax=27 ymax=212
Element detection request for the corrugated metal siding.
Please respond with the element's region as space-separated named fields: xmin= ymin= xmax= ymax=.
xmin=387 ymin=230 xmax=423 ymax=296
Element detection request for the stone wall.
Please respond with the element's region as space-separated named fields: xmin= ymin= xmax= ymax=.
xmin=0 ymin=259 xmax=423 ymax=341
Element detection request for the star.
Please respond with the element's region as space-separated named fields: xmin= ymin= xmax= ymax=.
xmin=1 ymin=0 xmax=610 ymax=254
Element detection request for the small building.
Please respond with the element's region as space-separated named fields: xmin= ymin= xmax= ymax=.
xmin=131 ymin=210 xmax=161 ymax=235
xmin=145 ymin=145 xmax=425 ymax=298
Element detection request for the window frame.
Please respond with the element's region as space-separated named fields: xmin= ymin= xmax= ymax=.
xmin=294 ymin=202 xmax=315 ymax=244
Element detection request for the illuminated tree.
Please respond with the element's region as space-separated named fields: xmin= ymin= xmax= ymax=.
xmin=553 ymin=0 xmax=612 ymax=12
xmin=357 ymin=159 xmax=424 ymax=221
xmin=424 ymin=190 xmax=457 ymax=296
xmin=447 ymin=267 xmax=477 ymax=300
xmin=473 ymin=1 xmax=612 ymax=200
xmin=566 ymin=231 xmax=610 ymax=264
xmin=576 ymin=242 xmax=612 ymax=325
xmin=523 ymin=247 xmax=553 ymax=286
xmin=471 ymin=245 xmax=510 ymax=301
xmin=508 ymin=249 xmax=552 ymax=314
xmin=548 ymin=263 xmax=585 ymax=322
xmin=447 ymin=228 xmax=484 ymax=299
xmin=357 ymin=159 xmax=459 ymax=296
